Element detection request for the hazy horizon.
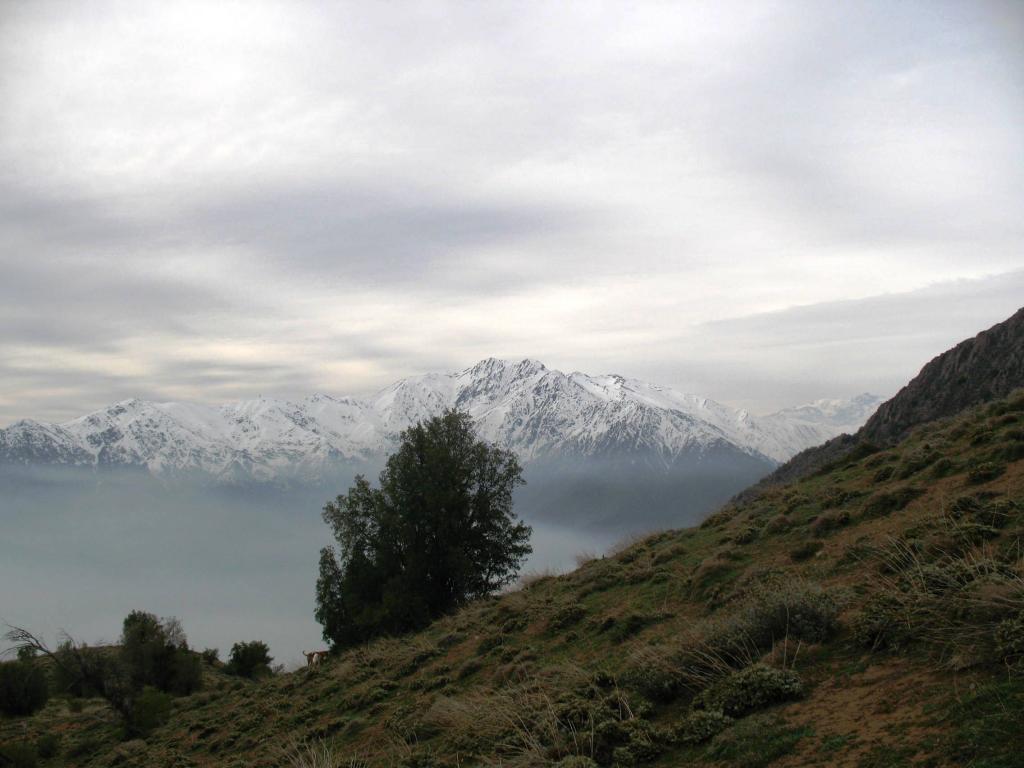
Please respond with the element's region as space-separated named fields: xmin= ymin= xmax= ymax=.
xmin=2 ymin=1 xmax=1022 ymax=425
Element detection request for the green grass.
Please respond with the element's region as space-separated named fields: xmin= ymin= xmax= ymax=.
xmin=704 ymin=715 xmax=811 ymax=768
xmin=945 ymin=676 xmax=1024 ymax=768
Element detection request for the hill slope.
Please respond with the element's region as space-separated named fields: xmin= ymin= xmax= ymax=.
xmin=4 ymin=389 xmax=1023 ymax=767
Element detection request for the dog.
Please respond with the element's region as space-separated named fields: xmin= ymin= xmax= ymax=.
xmin=302 ymin=650 xmax=329 ymax=668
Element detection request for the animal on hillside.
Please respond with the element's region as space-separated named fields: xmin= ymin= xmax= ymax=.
xmin=302 ymin=650 xmax=329 ymax=668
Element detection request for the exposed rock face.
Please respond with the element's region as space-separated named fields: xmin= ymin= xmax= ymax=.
xmin=744 ymin=307 xmax=1024 ymax=496
xmin=861 ymin=307 xmax=1024 ymax=444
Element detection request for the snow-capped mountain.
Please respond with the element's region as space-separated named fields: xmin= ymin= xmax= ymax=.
xmin=0 ymin=359 xmax=882 ymax=484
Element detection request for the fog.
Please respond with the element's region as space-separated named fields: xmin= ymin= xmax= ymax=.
xmin=0 ymin=467 xmax=631 ymax=665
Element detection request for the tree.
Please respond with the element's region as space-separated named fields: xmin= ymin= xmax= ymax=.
xmin=315 ymin=410 xmax=532 ymax=647
xmin=224 ymin=641 xmax=273 ymax=679
xmin=120 ymin=611 xmax=202 ymax=696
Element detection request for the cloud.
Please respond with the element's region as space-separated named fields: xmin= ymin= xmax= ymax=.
xmin=0 ymin=1 xmax=1021 ymax=424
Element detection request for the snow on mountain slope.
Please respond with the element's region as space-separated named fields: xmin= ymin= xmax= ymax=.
xmin=0 ymin=359 xmax=882 ymax=481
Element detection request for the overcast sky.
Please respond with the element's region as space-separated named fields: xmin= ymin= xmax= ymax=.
xmin=1 ymin=0 xmax=1022 ymax=424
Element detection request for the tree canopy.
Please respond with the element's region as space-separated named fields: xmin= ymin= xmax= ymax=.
xmin=315 ymin=410 xmax=532 ymax=647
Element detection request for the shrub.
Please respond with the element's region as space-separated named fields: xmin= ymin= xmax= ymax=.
xmin=995 ymin=612 xmax=1024 ymax=664
xmin=671 ymin=710 xmax=733 ymax=744
xmin=897 ymin=448 xmax=941 ymax=479
xmin=225 ymin=641 xmax=273 ymax=679
xmin=811 ymin=511 xmax=850 ymax=537
xmin=127 ymin=687 xmax=171 ymax=736
xmin=967 ymin=462 xmax=1006 ymax=485
xmin=694 ymin=665 xmax=803 ymax=717
xmin=624 ymin=581 xmax=837 ymax=702
xmin=0 ymin=660 xmax=49 ymax=717
xmin=201 ymin=648 xmax=220 ymax=665
xmin=789 ymin=540 xmax=823 ymax=562
xmin=547 ymin=602 xmax=585 ymax=633
xmin=733 ymin=526 xmax=760 ymax=545
xmin=930 ymin=457 xmax=956 ymax=478
xmin=853 ymin=594 xmax=912 ymax=651
xmin=872 ymin=466 xmax=895 ymax=483
xmin=0 ymin=742 xmax=38 ymax=768
xmin=35 ymin=734 xmax=60 ymax=760
xmin=862 ymin=487 xmax=923 ymax=518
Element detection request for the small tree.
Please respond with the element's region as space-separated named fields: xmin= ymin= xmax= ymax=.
xmin=120 ymin=611 xmax=202 ymax=696
xmin=316 ymin=410 xmax=532 ymax=647
xmin=224 ymin=641 xmax=273 ymax=679
xmin=0 ymin=658 xmax=49 ymax=717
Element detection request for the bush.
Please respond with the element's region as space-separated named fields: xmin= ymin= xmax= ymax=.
xmin=862 ymin=487 xmax=923 ymax=518
xmin=35 ymin=734 xmax=60 ymax=760
xmin=0 ymin=742 xmax=38 ymax=768
xmin=967 ymin=462 xmax=1006 ymax=484
xmin=624 ymin=581 xmax=836 ymax=702
xmin=811 ymin=510 xmax=850 ymax=537
xmin=995 ymin=612 xmax=1024 ymax=665
xmin=548 ymin=602 xmax=585 ymax=633
xmin=872 ymin=466 xmax=895 ymax=483
xmin=853 ymin=594 xmax=912 ymax=651
xmin=201 ymin=648 xmax=219 ymax=665
xmin=127 ymin=687 xmax=171 ymax=736
xmin=0 ymin=660 xmax=49 ymax=717
xmin=789 ymin=540 xmax=823 ymax=562
xmin=671 ymin=710 xmax=733 ymax=744
xmin=694 ymin=665 xmax=803 ymax=717
xmin=224 ymin=641 xmax=273 ymax=679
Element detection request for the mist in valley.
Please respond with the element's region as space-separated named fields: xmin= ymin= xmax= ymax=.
xmin=0 ymin=465 xmax=648 ymax=665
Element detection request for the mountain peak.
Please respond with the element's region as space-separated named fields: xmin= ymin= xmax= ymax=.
xmin=0 ymin=360 xmax=882 ymax=479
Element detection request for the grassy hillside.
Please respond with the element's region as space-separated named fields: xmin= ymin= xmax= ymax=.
xmin=4 ymin=392 xmax=1024 ymax=768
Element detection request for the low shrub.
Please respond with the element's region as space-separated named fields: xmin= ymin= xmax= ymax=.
xmin=694 ymin=664 xmax=803 ymax=717
xmin=733 ymin=526 xmax=760 ymax=545
xmin=789 ymin=540 xmax=823 ymax=561
xmin=811 ymin=510 xmax=851 ymax=537
xmin=872 ymin=466 xmax=895 ymax=483
xmin=35 ymin=734 xmax=60 ymax=760
xmin=967 ymin=462 xmax=1006 ymax=485
xmin=0 ymin=742 xmax=38 ymax=768
xmin=862 ymin=487 xmax=923 ymax=518
xmin=995 ymin=612 xmax=1024 ymax=664
xmin=127 ymin=687 xmax=172 ymax=736
xmin=0 ymin=660 xmax=49 ymax=717
xmin=897 ymin=447 xmax=941 ymax=479
xmin=624 ymin=581 xmax=837 ymax=702
xmin=547 ymin=602 xmax=585 ymax=633
xmin=853 ymin=594 xmax=913 ymax=652
xmin=671 ymin=710 xmax=733 ymax=744
xmin=201 ymin=648 xmax=220 ymax=665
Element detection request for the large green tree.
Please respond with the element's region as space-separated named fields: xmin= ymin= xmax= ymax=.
xmin=315 ymin=410 xmax=532 ymax=647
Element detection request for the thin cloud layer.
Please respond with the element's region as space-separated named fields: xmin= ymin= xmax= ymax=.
xmin=0 ymin=1 xmax=1021 ymax=424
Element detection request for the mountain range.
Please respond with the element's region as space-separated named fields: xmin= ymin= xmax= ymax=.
xmin=0 ymin=358 xmax=881 ymax=486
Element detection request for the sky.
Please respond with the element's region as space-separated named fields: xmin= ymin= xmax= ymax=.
xmin=1 ymin=0 xmax=1022 ymax=424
